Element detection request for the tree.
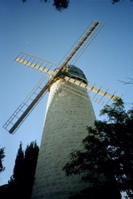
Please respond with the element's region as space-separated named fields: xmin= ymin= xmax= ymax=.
xmin=11 ymin=142 xmax=24 ymax=184
xmin=23 ymin=141 xmax=39 ymax=198
xmin=63 ymin=99 xmax=133 ymax=198
xmin=22 ymin=0 xmax=132 ymax=11
xmin=112 ymin=0 xmax=132 ymax=3
xmin=8 ymin=141 xmax=39 ymax=199
xmin=22 ymin=0 xmax=69 ymax=11
xmin=0 ymin=147 xmax=5 ymax=173
xmin=120 ymin=78 xmax=133 ymax=85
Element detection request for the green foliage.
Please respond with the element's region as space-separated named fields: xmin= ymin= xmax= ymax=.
xmin=7 ymin=141 xmax=39 ymax=199
xmin=23 ymin=141 xmax=39 ymax=198
xmin=0 ymin=147 xmax=5 ymax=173
xmin=63 ymin=99 xmax=133 ymax=198
xmin=12 ymin=142 xmax=24 ymax=183
xmin=21 ymin=0 xmax=132 ymax=11
xmin=112 ymin=0 xmax=132 ymax=4
xmin=22 ymin=0 xmax=69 ymax=11
xmin=112 ymin=0 xmax=120 ymax=3
xmin=53 ymin=0 xmax=69 ymax=11
xmin=68 ymin=185 xmax=121 ymax=199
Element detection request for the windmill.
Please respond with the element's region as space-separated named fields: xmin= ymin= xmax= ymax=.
xmin=3 ymin=22 xmax=121 ymax=199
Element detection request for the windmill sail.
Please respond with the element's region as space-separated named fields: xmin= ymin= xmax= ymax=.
xmin=3 ymin=75 xmax=49 ymax=133
xmin=15 ymin=52 xmax=56 ymax=75
xmin=14 ymin=22 xmax=104 ymax=75
xmin=63 ymin=76 xmax=121 ymax=100
xmin=62 ymin=76 xmax=122 ymax=105
xmin=57 ymin=21 xmax=104 ymax=67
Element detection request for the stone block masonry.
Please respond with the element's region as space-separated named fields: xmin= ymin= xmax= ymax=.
xmin=32 ymin=78 xmax=96 ymax=199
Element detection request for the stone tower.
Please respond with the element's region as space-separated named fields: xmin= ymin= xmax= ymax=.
xmin=32 ymin=65 xmax=96 ymax=199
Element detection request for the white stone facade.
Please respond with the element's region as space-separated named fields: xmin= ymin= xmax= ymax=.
xmin=32 ymin=79 xmax=96 ymax=199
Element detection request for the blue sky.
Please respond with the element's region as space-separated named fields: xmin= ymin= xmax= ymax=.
xmin=0 ymin=0 xmax=133 ymax=197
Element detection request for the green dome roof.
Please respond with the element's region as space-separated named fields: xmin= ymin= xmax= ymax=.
xmin=59 ymin=65 xmax=87 ymax=83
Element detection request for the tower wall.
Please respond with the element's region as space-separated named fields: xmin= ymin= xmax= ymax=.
xmin=32 ymin=79 xmax=95 ymax=199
